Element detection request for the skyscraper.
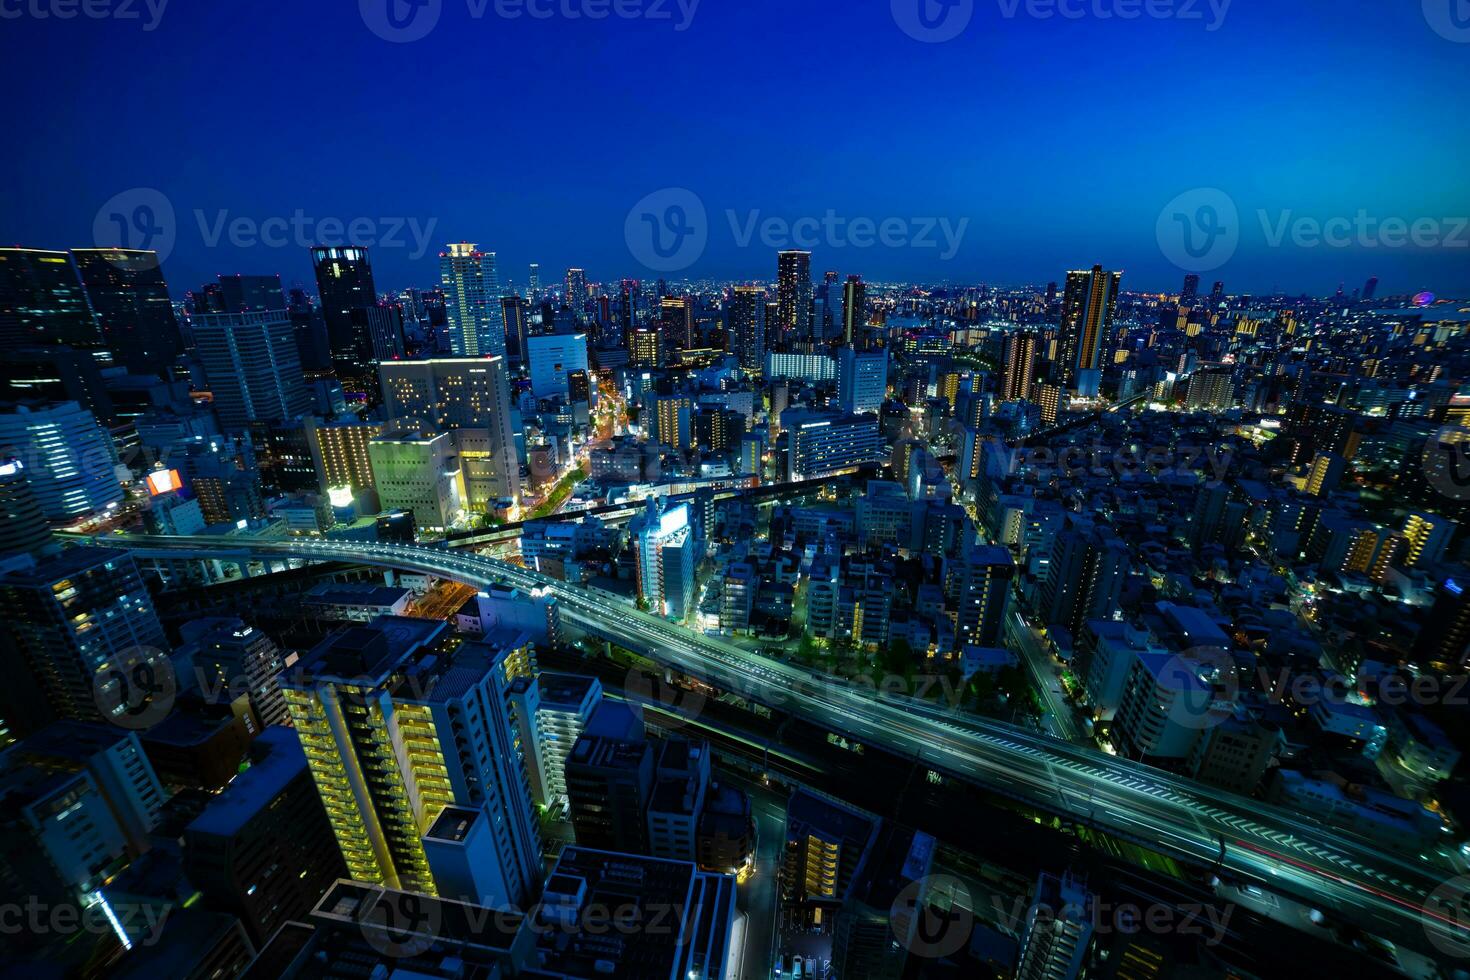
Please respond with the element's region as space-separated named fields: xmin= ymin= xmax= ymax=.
xmin=311 ymin=246 xmax=377 ymax=382
xmin=1363 ymin=276 xmax=1379 ymax=300
xmin=440 ymin=243 xmax=505 ymax=357
xmin=501 ymin=294 xmax=529 ymax=362
xmin=841 ymin=274 xmax=866 ymax=346
xmin=190 ymin=310 xmax=311 ymax=430
xmin=838 ymin=346 xmax=887 ymax=416
xmin=729 ymin=285 xmax=766 ymax=372
xmin=0 ymin=458 xmax=52 ymax=557
xmin=1181 ymin=274 xmax=1200 ymax=303
xmin=633 ymin=498 xmax=698 ymax=619
xmin=1001 ymin=330 xmax=1038 ymax=402
xmin=527 ymin=262 xmax=541 ymax=302
xmin=661 ymin=295 xmax=694 ymax=354
xmin=0 ymin=401 xmax=123 ymax=522
xmin=777 ymin=250 xmax=813 ymax=346
xmin=70 ymin=248 xmax=183 ymax=374
xmin=281 ymin=618 xmax=541 ymax=906
xmin=564 ymin=267 xmax=587 ymax=321
xmin=216 ymin=273 xmax=286 ymax=313
xmin=378 ymin=357 xmax=520 ymax=499
xmin=0 ymin=547 xmax=168 ymax=728
xmin=0 ymin=247 xmax=100 ymax=348
xmin=1056 ymin=265 xmax=1121 ymax=385
xmin=1210 ymin=280 xmax=1225 ymax=302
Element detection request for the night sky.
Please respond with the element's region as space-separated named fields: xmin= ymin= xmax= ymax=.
xmin=3 ymin=0 xmax=1467 ymax=297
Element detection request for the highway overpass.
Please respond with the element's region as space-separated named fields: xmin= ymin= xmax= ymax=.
xmin=82 ymin=531 xmax=1464 ymax=959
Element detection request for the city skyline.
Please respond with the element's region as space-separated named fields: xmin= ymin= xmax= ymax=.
xmin=3 ymin=2 xmax=1468 ymax=297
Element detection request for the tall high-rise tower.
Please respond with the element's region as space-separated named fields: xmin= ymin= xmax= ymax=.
xmin=311 ymin=246 xmax=377 ymax=383
xmin=0 ymin=248 xmax=100 ymax=348
xmin=729 ymin=286 xmax=766 ymax=372
xmin=841 ymin=275 xmax=866 ymax=346
xmin=71 ymin=249 xmax=183 ymax=374
xmin=440 ymin=243 xmax=504 ymax=357
xmin=777 ymin=250 xmax=813 ymax=346
xmin=564 ymin=267 xmax=587 ymax=322
xmin=191 ymin=310 xmax=311 ymax=430
xmin=1001 ymin=330 xmax=1038 ymax=402
xmin=1056 ymin=266 xmax=1121 ymax=385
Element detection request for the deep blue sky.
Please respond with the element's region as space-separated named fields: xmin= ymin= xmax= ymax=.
xmin=3 ymin=0 xmax=1467 ymax=298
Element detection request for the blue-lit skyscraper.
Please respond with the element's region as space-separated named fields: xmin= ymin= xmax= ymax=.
xmin=440 ymin=243 xmax=505 ymax=358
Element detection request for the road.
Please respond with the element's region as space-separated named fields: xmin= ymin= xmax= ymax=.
xmin=85 ymin=532 xmax=1467 ymax=962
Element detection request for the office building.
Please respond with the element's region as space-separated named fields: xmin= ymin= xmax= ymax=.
xmin=1015 ymin=871 xmax=1095 ymax=980
xmin=0 ymin=547 xmax=167 ymax=727
xmin=0 ymin=247 xmax=99 ymax=348
xmin=310 ymin=245 xmax=376 ymax=381
xmin=1040 ymin=527 xmax=1130 ymax=639
xmin=1181 ymin=274 xmax=1200 ymax=302
xmin=729 ymin=285 xmax=766 ymax=371
xmin=538 ymin=846 xmax=737 ymax=980
xmin=190 ymin=310 xmax=311 ymax=430
xmin=379 ymin=357 xmax=519 ymax=498
xmin=180 ymin=616 xmax=289 ymax=728
xmin=71 ymin=248 xmax=182 ymax=373
xmin=564 ymin=267 xmax=587 ymax=321
xmin=776 ymin=250 xmax=813 ymax=344
xmin=633 ymin=498 xmax=698 ymax=620
xmin=838 ymin=346 xmax=887 ymax=416
xmin=1001 ymin=330 xmax=1038 ymax=402
xmin=1056 ymin=265 xmax=1121 ymax=385
xmin=1 ymin=346 xmax=115 ymax=424
xmin=0 ymin=458 xmax=52 ymax=556
xmin=303 ymin=416 xmax=382 ymax=496
xmin=183 ymin=726 xmax=346 ymax=946
xmin=501 ymin=294 xmax=529 ymax=361
xmin=0 ymin=401 xmax=122 ymax=523
xmin=565 ymin=700 xmax=655 ymax=853
xmin=526 ymin=331 xmax=589 ymax=400
xmin=367 ymin=429 xmax=463 ymax=532
xmin=215 ymin=274 xmax=285 ymax=313
xmin=842 ymin=274 xmax=866 ymax=345
xmin=783 ymin=408 xmax=883 ymax=480
xmin=281 ymin=618 xmax=541 ymax=907
xmin=956 ymin=544 xmax=1015 ymax=648
xmin=661 ymin=295 xmax=694 ymax=353
xmin=440 ymin=242 xmax=505 ymax=357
